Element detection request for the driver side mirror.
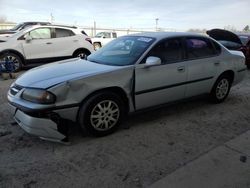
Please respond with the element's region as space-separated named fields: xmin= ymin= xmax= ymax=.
xmin=24 ymin=35 xmax=32 ymax=42
xmin=144 ymin=56 xmax=161 ymax=68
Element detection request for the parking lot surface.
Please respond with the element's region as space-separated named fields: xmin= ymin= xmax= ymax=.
xmin=1 ymin=70 xmax=250 ymax=188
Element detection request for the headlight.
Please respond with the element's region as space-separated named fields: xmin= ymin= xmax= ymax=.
xmin=21 ymin=88 xmax=56 ymax=104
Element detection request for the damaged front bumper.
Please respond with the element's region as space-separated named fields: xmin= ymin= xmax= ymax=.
xmin=9 ymin=103 xmax=67 ymax=142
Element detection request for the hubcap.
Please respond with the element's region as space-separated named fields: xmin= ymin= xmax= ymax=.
xmin=90 ymin=100 xmax=120 ymax=131
xmin=1 ymin=55 xmax=20 ymax=71
xmin=216 ymin=78 xmax=229 ymax=100
xmin=77 ymin=52 xmax=86 ymax=59
xmin=94 ymin=44 xmax=101 ymax=50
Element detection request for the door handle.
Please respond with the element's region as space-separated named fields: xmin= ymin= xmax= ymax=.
xmin=214 ymin=61 xmax=220 ymax=66
xmin=73 ymin=40 xmax=78 ymax=42
xmin=46 ymin=42 xmax=52 ymax=45
xmin=177 ymin=66 xmax=185 ymax=72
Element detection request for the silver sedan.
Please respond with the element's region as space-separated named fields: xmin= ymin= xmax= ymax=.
xmin=8 ymin=32 xmax=247 ymax=143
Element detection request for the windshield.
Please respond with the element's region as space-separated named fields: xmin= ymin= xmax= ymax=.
xmin=95 ymin=32 xmax=104 ymax=38
xmin=10 ymin=23 xmax=24 ymax=31
xmin=87 ymin=36 xmax=155 ymax=66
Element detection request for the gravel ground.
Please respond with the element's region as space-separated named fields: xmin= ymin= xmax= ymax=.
xmin=1 ymin=71 xmax=250 ymax=188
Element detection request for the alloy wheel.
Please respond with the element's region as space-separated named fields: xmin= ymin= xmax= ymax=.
xmin=1 ymin=55 xmax=21 ymax=71
xmin=90 ymin=100 xmax=120 ymax=131
xmin=215 ymin=78 xmax=229 ymax=100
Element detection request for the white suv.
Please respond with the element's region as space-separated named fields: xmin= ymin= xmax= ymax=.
xmin=0 ymin=25 xmax=94 ymax=71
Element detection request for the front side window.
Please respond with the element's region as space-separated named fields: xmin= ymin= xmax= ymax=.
xmin=29 ymin=28 xmax=51 ymax=39
xmin=147 ymin=38 xmax=183 ymax=64
xmin=55 ymin=28 xmax=74 ymax=38
xmin=87 ymin=36 xmax=155 ymax=66
xmin=185 ymin=37 xmax=215 ymax=59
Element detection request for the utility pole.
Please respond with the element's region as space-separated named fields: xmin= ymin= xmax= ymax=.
xmin=155 ymin=18 xmax=159 ymax=31
xmin=50 ymin=13 xmax=54 ymax=23
xmin=94 ymin=21 xmax=96 ymax=36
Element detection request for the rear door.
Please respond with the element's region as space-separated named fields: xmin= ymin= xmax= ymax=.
xmin=49 ymin=28 xmax=78 ymax=57
xmin=135 ymin=37 xmax=188 ymax=110
xmin=184 ymin=37 xmax=221 ymax=97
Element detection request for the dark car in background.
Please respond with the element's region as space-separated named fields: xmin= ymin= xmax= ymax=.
xmin=207 ymin=29 xmax=250 ymax=68
xmin=0 ymin=22 xmax=51 ymax=37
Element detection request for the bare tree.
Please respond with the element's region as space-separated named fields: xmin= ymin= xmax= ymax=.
xmin=187 ymin=28 xmax=207 ymax=34
xmin=224 ymin=25 xmax=237 ymax=32
xmin=243 ymin=25 xmax=250 ymax=32
xmin=0 ymin=16 xmax=7 ymax=23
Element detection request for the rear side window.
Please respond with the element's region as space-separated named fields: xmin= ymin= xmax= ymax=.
xmin=55 ymin=28 xmax=74 ymax=38
xmin=148 ymin=38 xmax=183 ymax=64
xmin=185 ymin=37 xmax=215 ymax=59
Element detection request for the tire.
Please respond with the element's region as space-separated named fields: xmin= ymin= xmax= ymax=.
xmin=0 ymin=52 xmax=22 ymax=72
xmin=210 ymin=74 xmax=232 ymax=103
xmin=78 ymin=91 xmax=125 ymax=137
xmin=94 ymin=43 xmax=101 ymax=50
xmin=73 ymin=50 xmax=89 ymax=59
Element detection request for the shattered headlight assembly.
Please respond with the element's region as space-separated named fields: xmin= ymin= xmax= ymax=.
xmin=21 ymin=88 xmax=56 ymax=104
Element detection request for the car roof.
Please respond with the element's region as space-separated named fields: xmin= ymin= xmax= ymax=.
xmin=8 ymin=25 xmax=82 ymax=39
xmin=26 ymin=25 xmax=77 ymax=30
xmin=22 ymin=21 xmax=51 ymax=24
xmin=128 ymin=31 xmax=207 ymax=40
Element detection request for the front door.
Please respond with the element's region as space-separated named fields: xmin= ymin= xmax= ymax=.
xmin=22 ymin=28 xmax=54 ymax=60
xmin=135 ymin=38 xmax=188 ymax=110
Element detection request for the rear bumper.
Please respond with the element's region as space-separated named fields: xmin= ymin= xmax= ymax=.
xmin=9 ymin=104 xmax=66 ymax=141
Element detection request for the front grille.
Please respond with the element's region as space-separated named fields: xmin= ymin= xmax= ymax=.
xmin=10 ymin=84 xmax=23 ymax=96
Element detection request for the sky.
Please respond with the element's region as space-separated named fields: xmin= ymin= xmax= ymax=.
xmin=0 ymin=0 xmax=249 ymax=31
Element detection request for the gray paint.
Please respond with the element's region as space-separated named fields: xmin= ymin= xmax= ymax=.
xmin=8 ymin=32 xmax=247 ymax=141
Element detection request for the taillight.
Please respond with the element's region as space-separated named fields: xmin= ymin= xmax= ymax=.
xmin=85 ymin=38 xmax=92 ymax=44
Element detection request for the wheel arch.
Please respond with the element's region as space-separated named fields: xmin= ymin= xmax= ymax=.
xmin=0 ymin=49 xmax=25 ymax=65
xmin=72 ymin=48 xmax=91 ymax=57
xmin=217 ymin=70 xmax=235 ymax=84
xmin=77 ymin=87 xmax=130 ymax=121
xmin=93 ymin=42 xmax=102 ymax=46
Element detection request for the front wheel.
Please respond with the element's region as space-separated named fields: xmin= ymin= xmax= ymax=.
xmin=93 ymin=43 xmax=101 ymax=50
xmin=78 ymin=91 xmax=125 ymax=136
xmin=210 ymin=75 xmax=232 ymax=103
xmin=0 ymin=53 xmax=22 ymax=72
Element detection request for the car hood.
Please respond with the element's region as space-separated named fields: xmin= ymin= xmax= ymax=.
xmin=207 ymin=29 xmax=242 ymax=45
xmin=0 ymin=30 xmax=16 ymax=35
xmin=16 ymin=58 xmax=128 ymax=88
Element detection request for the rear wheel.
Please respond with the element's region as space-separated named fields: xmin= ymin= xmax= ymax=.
xmin=0 ymin=52 xmax=22 ymax=72
xmin=210 ymin=75 xmax=232 ymax=103
xmin=93 ymin=43 xmax=101 ymax=50
xmin=73 ymin=50 xmax=89 ymax=59
xmin=78 ymin=91 xmax=125 ymax=136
